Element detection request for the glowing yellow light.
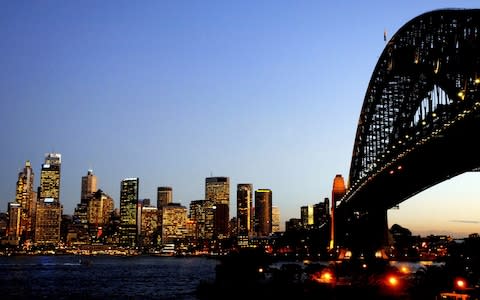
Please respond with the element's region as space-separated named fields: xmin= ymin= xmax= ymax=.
xmin=400 ymin=266 xmax=409 ymax=273
xmin=458 ymin=91 xmax=465 ymax=100
xmin=475 ymin=78 xmax=480 ymax=84
xmin=321 ymin=271 xmax=333 ymax=283
xmin=258 ymin=268 xmax=264 ymax=273
xmin=432 ymin=113 xmax=437 ymax=117
xmin=456 ymin=279 xmax=466 ymax=289
xmin=362 ymin=264 xmax=367 ymax=269
xmin=388 ymin=276 xmax=398 ymax=286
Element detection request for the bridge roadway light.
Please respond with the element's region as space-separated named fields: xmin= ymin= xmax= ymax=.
xmin=458 ymin=90 xmax=465 ymax=100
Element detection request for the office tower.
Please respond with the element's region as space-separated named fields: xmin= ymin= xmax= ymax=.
xmin=237 ymin=184 xmax=253 ymax=236
xmin=314 ymin=198 xmax=330 ymax=228
xmin=161 ymin=203 xmax=187 ymax=244
xmin=7 ymin=202 xmax=22 ymax=245
xmin=87 ymin=189 xmax=114 ymax=238
xmin=15 ymin=160 xmax=36 ymax=240
xmin=140 ymin=206 xmax=158 ymax=247
xmin=205 ymin=177 xmax=229 ymax=238
xmin=119 ymin=178 xmax=139 ymax=247
xmin=254 ymin=189 xmax=272 ymax=237
xmin=157 ymin=187 xmax=173 ymax=208
xmin=330 ymin=174 xmax=346 ymax=249
xmin=81 ymin=170 xmax=97 ymax=203
xmin=272 ymin=206 xmax=280 ymax=233
xmin=35 ymin=153 xmax=62 ymax=245
xmin=301 ymin=205 xmax=314 ymax=228
xmin=189 ymin=199 xmax=215 ymax=240
xmin=74 ymin=170 xmax=98 ymax=229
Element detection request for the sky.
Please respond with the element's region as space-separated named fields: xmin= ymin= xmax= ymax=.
xmin=1 ymin=0 xmax=479 ymax=237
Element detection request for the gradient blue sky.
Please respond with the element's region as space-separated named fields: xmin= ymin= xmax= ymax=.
xmin=1 ymin=1 xmax=479 ymax=237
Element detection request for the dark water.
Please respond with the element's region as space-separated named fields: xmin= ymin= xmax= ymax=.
xmin=0 ymin=255 xmax=219 ymax=300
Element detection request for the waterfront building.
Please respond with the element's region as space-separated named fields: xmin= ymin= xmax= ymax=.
xmin=119 ymin=178 xmax=139 ymax=247
xmin=157 ymin=187 xmax=173 ymax=239
xmin=254 ymin=189 xmax=272 ymax=237
xmin=205 ymin=177 xmax=229 ymax=238
xmin=7 ymin=202 xmax=22 ymax=245
xmin=15 ymin=160 xmax=36 ymax=241
xmin=140 ymin=206 xmax=158 ymax=247
xmin=237 ymin=183 xmax=252 ymax=236
xmin=161 ymin=203 xmax=187 ymax=244
xmin=301 ymin=205 xmax=314 ymax=228
xmin=272 ymin=206 xmax=280 ymax=233
xmin=35 ymin=153 xmax=63 ymax=245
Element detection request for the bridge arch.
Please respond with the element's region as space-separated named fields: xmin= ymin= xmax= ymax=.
xmin=344 ymin=9 xmax=480 ymax=210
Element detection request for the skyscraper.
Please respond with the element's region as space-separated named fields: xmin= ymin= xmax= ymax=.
xmin=189 ymin=199 xmax=215 ymax=240
xmin=157 ymin=187 xmax=173 ymax=208
xmin=313 ymin=198 xmax=330 ymax=228
xmin=119 ymin=178 xmax=139 ymax=247
xmin=205 ymin=177 xmax=229 ymax=238
xmin=15 ymin=160 xmax=36 ymax=240
xmin=237 ymin=183 xmax=253 ymax=236
xmin=301 ymin=205 xmax=314 ymax=228
xmin=7 ymin=202 xmax=21 ymax=245
xmin=81 ymin=170 xmax=97 ymax=203
xmin=35 ymin=153 xmax=62 ymax=245
xmin=254 ymin=189 xmax=272 ymax=237
xmin=272 ymin=206 xmax=280 ymax=233
xmin=87 ymin=189 xmax=114 ymax=239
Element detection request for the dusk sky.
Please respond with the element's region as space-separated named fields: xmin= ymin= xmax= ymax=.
xmin=1 ymin=1 xmax=479 ymax=237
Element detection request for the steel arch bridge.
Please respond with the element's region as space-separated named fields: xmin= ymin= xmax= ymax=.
xmin=335 ymin=9 xmax=480 ymax=254
xmin=342 ymin=9 xmax=480 ymax=211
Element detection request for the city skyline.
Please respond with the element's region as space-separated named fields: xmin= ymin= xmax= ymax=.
xmin=1 ymin=1 xmax=480 ymax=238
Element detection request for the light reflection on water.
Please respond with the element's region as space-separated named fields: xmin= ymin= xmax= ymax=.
xmin=0 ymin=255 xmax=219 ymax=300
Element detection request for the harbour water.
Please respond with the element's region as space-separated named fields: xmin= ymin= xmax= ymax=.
xmin=0 ymin=255 xmax=219 ymax=300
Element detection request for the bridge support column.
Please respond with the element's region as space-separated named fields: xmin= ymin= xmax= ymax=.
xmin=348 ymin=208 xmax=388 ymax=260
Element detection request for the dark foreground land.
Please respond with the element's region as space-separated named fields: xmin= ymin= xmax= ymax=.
xmin=197 ymin=249 xmax=480 ymax=300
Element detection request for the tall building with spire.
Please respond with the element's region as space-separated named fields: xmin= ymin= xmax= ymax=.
xmin=119 ymin=178 xmax=139 ymax=247
xmin=236 ymin=184 xmax=253 ymax=236
xmin=205 ymin=177 xmax=229 ymax=238
xmin=35 ymin=153 xmax=62 ymax=245
xmin=15 ymin=160 xmax=36 ymax=241
xmin=254 ymin=189 xmax=272 ymax=237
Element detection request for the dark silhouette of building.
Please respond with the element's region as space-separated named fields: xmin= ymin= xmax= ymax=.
xmin=237 ymin=184 xmax=253 ymax=236
xmin=254 ymin=189 xmax=272 ymax=237
xmin=119 ymin=178 xmax=138 ymax=247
